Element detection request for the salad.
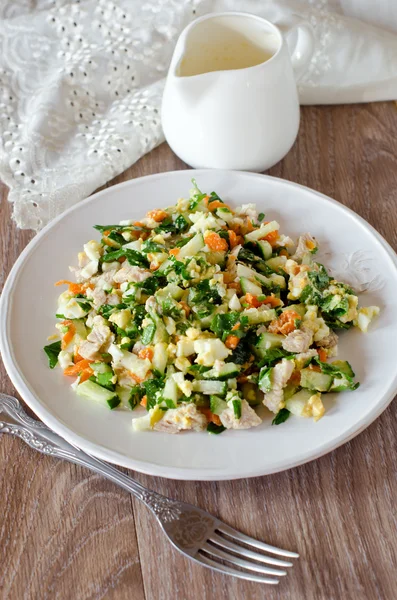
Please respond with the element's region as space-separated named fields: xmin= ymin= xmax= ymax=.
xmin=44 ymin=181 xmax=379 ymax=434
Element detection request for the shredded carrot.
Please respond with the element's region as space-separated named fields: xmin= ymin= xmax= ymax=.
xmin=208 ymin=200 xmax=230 ymax=212
xmin=279 ymin=249 xmax=289 ymax=257
xmin=140 ymin=395 xmax=147 ymax=408
xmin=64 ymin=359 xmax=92 ymax=376
xmin=263 ymin=230 xmax=279 ymax=246
xmin=179 ymin=300 xmax=191 ymax=317
xmin=268 ymin=310 xmax=301 ymax=335
xmin=55 ymin=279 xmax=73 ymax=287
xmin=223 ymin=272 xmax=235 ymax=284
xmin=150 ymin=262 xmax=159 ymax=271
xmin=245 ymin=218 xmax=254 ymax=233
xmin=225 ymin=335 xmax=240 ymax=349
xmin=169 ymin=248 xmax=180 ymax=257
xmin=228 ymin=229 xmax=238 ymax=249
xmin=73 ymin=352 xmax=85 ymax=363
xmin=61 ymin=320 xmax=76 ymax=350
xmin=309 ymin=364 xmax=322 ymax=373
xmin=130 ymin=372 xmax=143 ymax=384
xmin=289 ymin=371 xmax=301 ymax=385
xmin=204 ymin=231 xmax=228 ymax=252
xmin=245 ymin=293 xmax=260 ymax=308
xmin=104 ymin=229 xmax=111 ymax=235
xmin=147 ymin=209 xmax=168 ymax=222
xmin=262 ymin=295 xmax=282 ymax=308
xmin=79 ymin=367 xmax=94 ymax=383
xmin=134 ymin=221 xmax=145 ymax=227
xmin=318 ymin=348 xmax=327 ymax=362
xmin=203 ymin=195 xmax=210 ymax=206
xmin=231 ymin=323 xmax=240 ymax=331
xmin=200 ymin=407 xmax=222 ymax=426
xmin=228 ymin=282 xmax=241 ymax=293
xmin=139 ymin=347 xmax=154 ymax=360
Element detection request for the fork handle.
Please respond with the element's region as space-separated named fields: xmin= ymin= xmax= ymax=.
xmin=0 ymin=394 xmax=171 ymax=513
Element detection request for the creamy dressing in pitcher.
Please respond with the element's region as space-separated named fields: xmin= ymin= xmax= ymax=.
xmin=179 ymin=38 xmax=273 ymax=76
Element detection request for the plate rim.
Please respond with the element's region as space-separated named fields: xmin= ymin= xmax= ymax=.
xmin=1 ymin=169 xmax=397 ymax=481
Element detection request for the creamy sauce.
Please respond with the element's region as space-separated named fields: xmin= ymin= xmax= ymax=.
xmin=179 ymin=38 xmax=273 ymax=77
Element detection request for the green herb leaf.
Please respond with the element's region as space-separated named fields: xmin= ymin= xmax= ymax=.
xmin=258 ymin=366 xmax=273 ymax=393
xmin=207 ymin=422 xmax=226 ymax=434
xmin=143 ymin=377 xmax=165 ymax=410
xmin=141 ymin=240 xmax=166 ymax=253
xmin=43 ymin=341 xmax=62 ymax=369
xmin=258 ymin=212 xmax=265 ymax=222
xmin=101 ymin=248 xmax=149 ymax=268
xmin=272 ymin=408 xmax=290 ymax=425
xmin=141 ymin=322 xmax=156 ymax=345
xmin=232 ymin=399 xmax=242 ymax=419
xmin=97 ymin=371 xmax=115 ymax=390
xmin=175 ymin=214 xmax=189 ymax=232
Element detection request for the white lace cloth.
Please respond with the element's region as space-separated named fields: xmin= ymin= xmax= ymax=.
xmin=1 ymin=0 xmax=397 ymax=231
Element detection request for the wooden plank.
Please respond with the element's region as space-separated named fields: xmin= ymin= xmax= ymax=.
xmin=0 ymin=102 xmax=396 ymax=599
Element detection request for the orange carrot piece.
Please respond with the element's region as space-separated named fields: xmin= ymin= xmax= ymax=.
xmin=318 ymin=348 xmax=327 ymax=362
xmin=73 ymin=352 xmax=85 ymax=363
xmin=147 ymin=209 xmax=168 ymax=222
xmin=140 ymin=395 xmax=147 ymax=408
xmin=139 ymin=348 xmax=154 ymax=360
xmin=262 ymin=295 xmax=282 ymax=308
xmin=79 ymin=368 xmax=94 ymax=383
xmin=64 ymin=359 xmax=92 ymax=376
xmin=200 ymin=407 xmax=222 ymax=425
xmin=245 ymin=293 xmax=260 ymax=308
xmin=169 ymin=248 xmax=180 ymax=257
xmin=228 ymin=229 xmax=238 ymax=249
xmin=225 ymin=335 xmax=240 ymax=349
xmin=268 ymin=310 xmax=301 ymax=335
xmin=179 ymin=300 xmax=191 ymax=317
xmin=130 ymin=372 xmax=143 ymax=384
xmin=204 ymin=231 xmax=228 ymax=252
xmin=208 ymin=200 xmax=230 ymax=212
xmin=263 ymin=230 xmax=279 ymax=245
xmin=61 ymin=321 xmax=76 ymax=350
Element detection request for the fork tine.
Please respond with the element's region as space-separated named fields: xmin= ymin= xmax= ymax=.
xmin=195 ymin=553 xmax=280 ymax=585
xmin=209 ymin=533 xmax=293 ymax=568
xmin=217 ymin=523 xmax=299 ymax=558
xmin=201 ymin=542 xmax=287 ymax=577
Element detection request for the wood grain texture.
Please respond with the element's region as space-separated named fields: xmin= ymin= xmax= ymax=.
xmin=1 ymin=102 xmax=397 ymax=600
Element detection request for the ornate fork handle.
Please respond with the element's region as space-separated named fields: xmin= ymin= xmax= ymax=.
xmin=0 ymin=394 xmax=181 ymax=521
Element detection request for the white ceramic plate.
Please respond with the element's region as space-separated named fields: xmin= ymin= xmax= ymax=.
xmin=1 ymin=170 xmax=397 ymax=481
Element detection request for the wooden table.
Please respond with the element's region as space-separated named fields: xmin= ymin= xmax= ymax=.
xmin=1 ymin=102 xmax=396 ymax=600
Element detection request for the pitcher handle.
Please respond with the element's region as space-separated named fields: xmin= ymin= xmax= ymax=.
xmin=285 ymin=22 xmax=315 ymax=80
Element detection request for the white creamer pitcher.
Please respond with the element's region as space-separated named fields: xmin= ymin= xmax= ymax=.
xmin=162 ymin=12 xmax=314 ymax=172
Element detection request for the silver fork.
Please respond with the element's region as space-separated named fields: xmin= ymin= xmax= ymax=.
xmin=0 ymin=394 xmax=298 ymax=584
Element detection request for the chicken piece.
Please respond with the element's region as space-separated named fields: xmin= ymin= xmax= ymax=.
xmin=263 ymin=358 xmax=295 ymax=413
xmin=107 ymin=292 xmax=121 ymax=306
xmin=153 ymin=404 xmax=207 ymax=434
xmin=86 ymin=286 xmax=107 ymax=309
xmin=94 ymin=270 xmax=118 ymax=290
xmin=282 ymin=329 xmax=313 ymax=353
xmin=77 ymin=341 xmax=101 ymax=361
xmin=316 ymin=331 xmax=338 ymax=349
xmin=291 ymin=233 xmax=317 ymax=261
xmin=145 ymin=295 xmax=159 ymax=314
xmin=220 ymin=399 xmax=262 ymax=430
xmin=113 ymin=264 xmax=151 ymax=284
xmin=294 ymin=349 xmax=318 ymax=370
xmin=79 ymin=316 xmax=113 ymax=360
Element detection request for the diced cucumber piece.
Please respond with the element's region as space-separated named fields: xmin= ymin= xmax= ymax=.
xmin=329 ymin=360 xmax=355 ymax=378
xmin=123 ymin=240 xmax=142 ymax=251
xmin=192 ymin=380 xmax=227 ymax=395
xmin=162 ymin=376 xmax=178 ymax=403
xmin=240 ymin=382 xmax=261 ymax=406
xmin=240 ymin=277 xmax=262 ymax=296
xmin=256 ymin=332 xmax=284 ymax=353
xmin=269 ymin=273 xmax=287 ymax=289
xmin=241 ymin=307 xmax=276 ymax=324
xmin=266 ymin=256 xmax=287 ymax=271
xmin=210 ymin=395 xmax=228 ymax=415
xmin=215 ymin=207 xmax=234 ymax=223
xmin=91 ymin=362 xmax=112 ymax=374
xmin=300 ymin=369 xmax=333 ymax=392
xmin=73 ymin=319 xmax=88 ymax=340
xmin=149 ymin=312 xmax=169 ymax=344
xmin=236 ymin=263 xmax=285 ymax=289
xmin=257 ymin=240 xmax=272 ymax=260
xmin=283 ymin=382 xmax=299 ymax=401
xmin=244 ymin=220 xmax=279 ymax=242
xmin=282 ymin=304 xmax=306 ymax=317
xmin=178 ymin=233 xmax=204 ymax=259
xmin=152 ymin=342 xmax=168 ymax=374
xmin=76 ymin=380 xmax=120 ymax=409
xmin=285 ymin=389 xmax=313 ymax=416
xmin=115 ymin=384 xmax=140 ymax=410
xmin=206 ymin=251 xmax=226 ymax=266
xmin=158 ymin=259 xmax=173 ymax=273
xmin=203 ymin=363 xmax=240 ymax=381
xmin=156 ymin=283 xmax=184 ymax=300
